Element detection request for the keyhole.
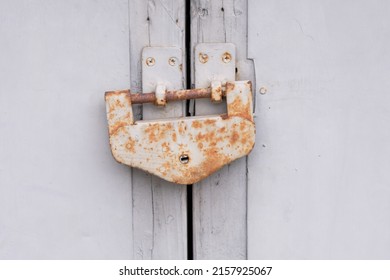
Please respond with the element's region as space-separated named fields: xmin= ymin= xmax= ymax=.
xmin=179 ymin=154 xmax=190 ymax=164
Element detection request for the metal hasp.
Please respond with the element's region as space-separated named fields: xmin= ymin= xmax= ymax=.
xmin=104 ymin=45 xmax=255 ymax=185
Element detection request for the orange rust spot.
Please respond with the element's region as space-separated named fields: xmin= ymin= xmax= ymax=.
xmin=162 ymin=161 xmax=171 ymax=171
xmin=125 ymin=137 xmax=136 ymax=153
xmin=124 ymin=92 xmax=132 ymax=104
xmin=204 ymin=119 xmax=216 ymax=125
xmin=115 ymin=99 xmax=124 ymax=108
xmin=109 ymin=121 xmax=128 ymax=136
xmin=228 ymin=96 xmax=252 ymax=121
xmin=178 ymin=122 xmax=187 ymax=135
xmin=172 ymin=132 xmax=177 ymax=142
xmin=144 ymin=124 xmax=159 ymax=142
xmin=197 ymin=142 xmax=203 ymax=149
xmin=162 ymin=142 xmax=170 ymax=153
xmin=240 ymin=121 xmax=247 ymax=131
xmin=108 ymin=104 xmax=116 ymax=114
xmin=230 ymin=131 xmax=239 ymax=145
xmin=218 ymin=127 xmax=226 ymax=133
xmin=191 ymin=121 xmax=203 ymax=129
xmin=144 ymin=123 xmax=171 ymax=143
xmin=105 ymin=89 xmax=130 ymax=98
xmin=220 ymin=114 xmax=229 ymax=120
xmin=196 ymin=131 xmax=216 ymax=143
xmin=226 ymin=82 xmax=235 ymax=92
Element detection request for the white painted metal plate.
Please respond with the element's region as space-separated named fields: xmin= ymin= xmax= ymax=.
xmin=142 ymin=47 xmax=183 ymax=119
xmin=195 ymin=43 xmax=236 ymax=88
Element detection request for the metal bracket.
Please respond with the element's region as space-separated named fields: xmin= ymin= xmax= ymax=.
xmin=195 ymin=43 xmax=236 ymax=89
xmin=104 ymin=44 xmax=255 ymax=185
xmin=142 ymin=47 xmax=183 ymax=117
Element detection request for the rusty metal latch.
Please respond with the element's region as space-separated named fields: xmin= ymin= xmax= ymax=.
xmin=104 ymin=44 xmax=255 ymax=184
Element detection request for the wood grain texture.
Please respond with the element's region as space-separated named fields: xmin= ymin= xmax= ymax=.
xmin=129 ymin=0 xmax=187 ymax=259
xmin=0 ymin=0 xmax=132 ymax=259
xmin=248 ymin=0 xmax=390 ymax=259
xmin=190 ymin=0 xmax=254 ymax=259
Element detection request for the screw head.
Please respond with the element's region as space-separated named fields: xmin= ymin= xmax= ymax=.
xmin=222 ymin=52 xmax=232 ymax=63
xmin=199 ymin=52 xmax=209 ymax=64
xmin=168 ymin=57 xmax=177 ymax=66
xmin=146 ymin=57 xmax=155 ymax=66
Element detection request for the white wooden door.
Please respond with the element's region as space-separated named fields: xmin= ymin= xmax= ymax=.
xmin=247 ymin=0 xmax=390 ymax=259
xmin=0 ymin=0 xmax=133 ymax=259
xmin=1 ymin=0 xmax=390 ymax=260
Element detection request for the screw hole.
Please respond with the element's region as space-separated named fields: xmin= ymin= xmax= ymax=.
xmin=179 ymin=154 xmax=190 ymax=164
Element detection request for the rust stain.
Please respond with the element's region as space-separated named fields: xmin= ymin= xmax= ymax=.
xmin=144 ymin=123 xmax=159 ymax=142
xmin=108 ymin=104 xmax=116 ymax=114
xmin=125 ymin=137 xmax=136 ymax=153
xmin=204 ymin=119 xmax=216 ymax=125
xmin=162 ymin=161 xmax=170 ymax=170
xmin=144 ymin=123 xmax=171 ymax=143
xmin=105 ymin=89 xmax=130 ymax=98
xmin=109 ymin=121 xmax=128 ymax=136
xmin=191 ymin=120 xmax=203 ymax=129
xmin=240 ymin=121 xmax=246 ymax=131
xmin=115 ymin=99 xmax=124 ymax=108
xmin=178 ymin=122 xmax=187 ymax=135
xmin=228 ymin=95 xmax=252 ymax=121
xmin=162 ymin=142 xmax=170 ymax=153
xmin=196 ymin=131 xmax=216 ymax=143
xmin=172 ymin=132 xmax=177 ymax=142
xmin=226 ymin=82 xmax=235 ymax=92
xmin=211 ymin=85 xmax=222 ymax=102
xmin=230 ymin=131 xmax=239 ymax=145
xmin=220 ymin=114 xmax=229 ymax=120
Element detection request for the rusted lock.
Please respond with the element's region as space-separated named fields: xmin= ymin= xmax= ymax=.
xmin=105 ymin=44 xmax=255 ymax=184
xmin=105 ymin=81 xmax=255 ymax=185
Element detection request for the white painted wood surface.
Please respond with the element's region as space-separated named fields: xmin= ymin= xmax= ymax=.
xmin=191 ymin=0 xmax=255 ymax=259
xmin=2 ymin=0 xmax=390 ymax=260
xmin=248 ymin=0 xmax=390 ymax=259
xmin=0 ymin=0 xmax=132 ymax=259
xmin=129 ymin=0 xmax=187 ymax=259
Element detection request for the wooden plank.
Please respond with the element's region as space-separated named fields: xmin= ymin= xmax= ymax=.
xmin=247 ymin=0 xmax=390 ymax=259
xmin=191 ymin=0 xmax=255 ymax=259
xmin=129 ymin=0 xmax=187 ymax=259
xmin=0 ymin=0 xmax=132 ymax=258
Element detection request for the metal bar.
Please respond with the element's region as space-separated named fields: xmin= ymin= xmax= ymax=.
xmin=105 ymin=87 xmax=225 ymax=105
